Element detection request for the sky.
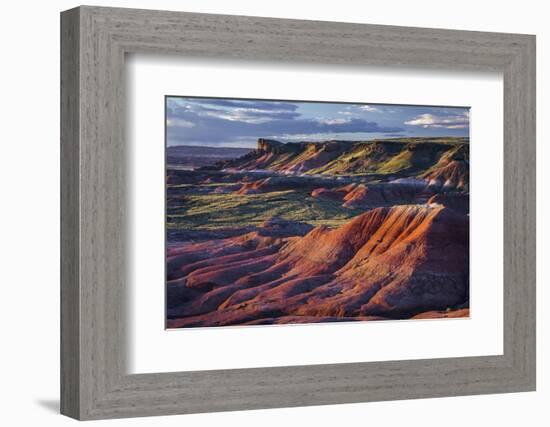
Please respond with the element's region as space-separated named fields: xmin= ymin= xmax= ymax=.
xmin=166 ymin=96 xmax=470 ymax=148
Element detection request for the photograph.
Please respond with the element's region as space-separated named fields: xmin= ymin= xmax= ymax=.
xmin=165 ymin=97 xmax=470 ymax=328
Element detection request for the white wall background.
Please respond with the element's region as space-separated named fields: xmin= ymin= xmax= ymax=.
xmin=0 ymin=0 xmax=546 ymax=425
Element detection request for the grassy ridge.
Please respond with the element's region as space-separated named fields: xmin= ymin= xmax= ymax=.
xmin=218 ymin=137 xmax=469 ymax=177
xmin=311 ymin=141 xmax=458 ymax=176
xmin=167 ymin=188 xmax=361 ymax=230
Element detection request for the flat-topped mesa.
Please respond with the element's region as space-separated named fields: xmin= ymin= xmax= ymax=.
xmin=257 ymin=138 xmax=352 ymax=154
xmin=213 ymin=137 xmax=469 ymax=186
xmin=256 ymin=138 xmax=297 ymax=154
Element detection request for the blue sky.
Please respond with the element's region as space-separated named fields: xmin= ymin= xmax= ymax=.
xmin=166 ymin=97 xmax=470 ymax=148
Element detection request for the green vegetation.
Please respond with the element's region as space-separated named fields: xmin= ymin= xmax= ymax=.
xmin=373 ymin=136 xmax=468 ymax=145
xmin=373 ymin=149 xmax=414 ymax=174
xmin=166 ymin=137 xmax=470 ymax=234
xmin=168 ymin=182 xmax=236 ymax=190
xmin=166 ymin=188 xmax=362 ymax=231
xmin=303 ymin=139 xmax=467 ymax=177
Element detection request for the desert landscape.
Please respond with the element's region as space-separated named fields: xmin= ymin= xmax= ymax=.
xmin=166 ymin=134 xmax=470 ymax=328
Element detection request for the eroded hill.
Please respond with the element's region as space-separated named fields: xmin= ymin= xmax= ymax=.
xmin=167 ymin=204 xmax=469 ymax=327
xmin=208 ymin=137 xmax=469 ymax=190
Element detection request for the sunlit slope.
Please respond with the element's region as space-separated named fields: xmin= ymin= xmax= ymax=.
xmin=211 ymin=137 xmax=469 ymax=180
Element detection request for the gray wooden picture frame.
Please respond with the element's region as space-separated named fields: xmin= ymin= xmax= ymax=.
xmin=60 ymin=5 xmax=536 ymax=420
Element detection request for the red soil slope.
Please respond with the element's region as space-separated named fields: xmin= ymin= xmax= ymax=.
xmin=427 ymin=193 xmax=469 ymax=214
xmin=311 ymin=184 xmax=356 ymax=202
xmin=422 ymin=144 xmax=469 ymax=191
xmin=167 ymin=204 xmax=469 ymax=327
xmin=311 ymin=182 xmax=430 ymax=208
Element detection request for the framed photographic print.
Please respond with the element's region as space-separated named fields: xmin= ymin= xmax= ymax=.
xmin=61 ymin=6 xmax=536 ymax=420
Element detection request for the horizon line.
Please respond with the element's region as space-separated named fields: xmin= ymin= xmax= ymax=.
xmin=167 ymin=135 xmax=470 ymax=149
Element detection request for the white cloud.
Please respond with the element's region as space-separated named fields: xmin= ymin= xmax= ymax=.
xmin=404 ymin=112 xmax=469 ymax=129
xmin=318 ymin=118 xmax=351 ymax=125
xmin=205 ymin=111 xmax=262 ymax=123
xmin=166 ymin=118 xmax=195 ymax=128
xmin=359 ymin=105 xmax=381 ymax=112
